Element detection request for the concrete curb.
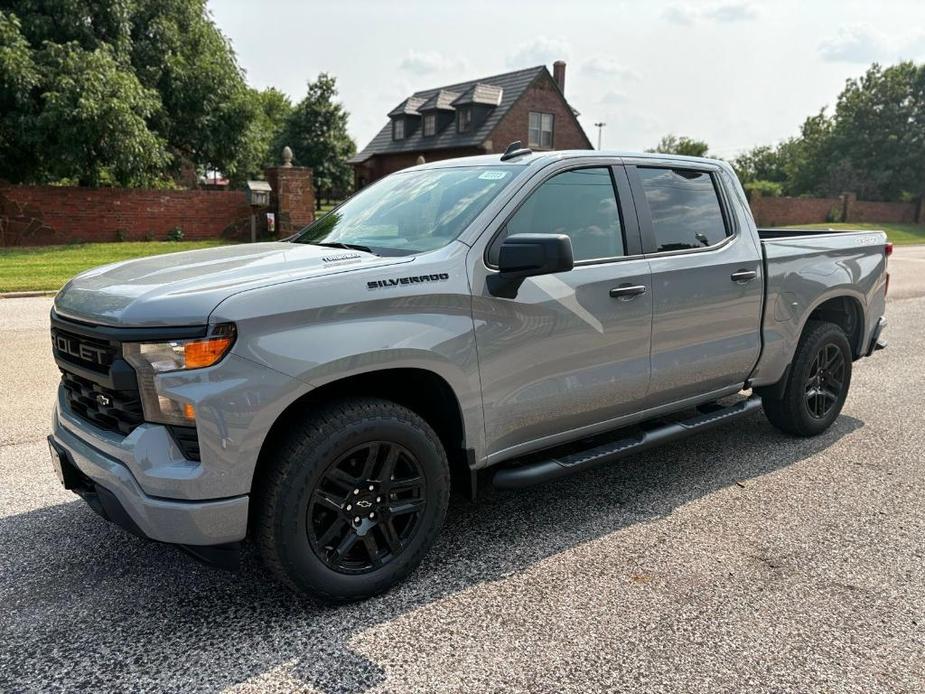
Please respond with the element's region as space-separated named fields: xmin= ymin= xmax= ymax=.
xmin=0 ymin=290 xmax=58 ymax=298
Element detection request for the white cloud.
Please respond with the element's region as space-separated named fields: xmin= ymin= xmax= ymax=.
xmin=663 ymin=4 xmax=696 ymax=25
xmin=664 ymin=2 xmax=756 ymax=25
xmin=818 ymin=25 xmax=887 ymax=63
xmin=398 ymin=50 xmax=466 ymax=75
xmin=582 ymin=57 xmax=639 ymax=82
xmin=506 ymin=36 xmax=570 ymax=68
xmin=599 ymin=91 xmax=629 ymax=106
xmin=904 ymin=33 xmax=925 ymax=59
xmin=704 ymin=2 xmax=758 ymax=22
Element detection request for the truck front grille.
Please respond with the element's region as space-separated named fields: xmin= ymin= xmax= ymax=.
xmin=51 ymin=328 xmax=115 ymax=374
xmin=60 ymin=370 xmax=144 ymax=436
xmin=51 ymin=311 xmax=206 ymax=458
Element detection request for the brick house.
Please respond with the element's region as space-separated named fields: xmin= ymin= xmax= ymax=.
xmin=349 ymin=61 xmax=592 ymax=188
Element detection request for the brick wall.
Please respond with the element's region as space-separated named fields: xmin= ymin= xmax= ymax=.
xmin=0 ymin=184 xmax=252 ymax=246
xmin=749 ymin=192 xmax=921 ymax=227
xmin=850 ymin=199 xmax=917 ymax=224
xmin=749 ymin=195 xmax=841 ymax=227
xmin=491 ymin=71 xmax=593 ymax=152
xmin=0 ymin=165 xmax=316 ymax=247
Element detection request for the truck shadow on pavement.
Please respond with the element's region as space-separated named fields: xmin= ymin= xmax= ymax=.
xmin=0 ymin=412 xmax=863 ymax=692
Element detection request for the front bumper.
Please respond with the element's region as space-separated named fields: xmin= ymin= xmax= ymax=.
xmin=50 ymin=404 xmax=249 ymax=554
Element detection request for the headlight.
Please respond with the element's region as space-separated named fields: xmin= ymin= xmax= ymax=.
xmin=122 ymin=323 xmax=236 ymax=425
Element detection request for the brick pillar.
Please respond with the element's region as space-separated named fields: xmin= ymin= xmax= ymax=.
xmin=841 ymin=192 xmax=857 ymax=223
xmin=265 ymin=165 xmax=315 ymax=235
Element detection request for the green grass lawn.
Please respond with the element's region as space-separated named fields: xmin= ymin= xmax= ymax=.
xmin=0 ymin=241 xmax=230 ymax=293
xmin=788 ymin=222 xmax=925 ymax=245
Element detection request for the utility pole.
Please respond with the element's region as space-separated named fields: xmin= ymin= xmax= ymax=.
xmin=594 ymin=122 xmax=606 ymax=150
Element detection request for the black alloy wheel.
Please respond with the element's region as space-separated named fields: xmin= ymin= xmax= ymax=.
xmin=307 ymin=441 xmax=426 ymax=574
xmin=804 ymin=343 xmax=847 ymax=419
xmin=760 ymin=320 xmax=853 ymax=437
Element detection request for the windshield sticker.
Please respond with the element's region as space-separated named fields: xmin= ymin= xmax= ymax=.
xmin=478 ymin=171 xmax=508 ymax=180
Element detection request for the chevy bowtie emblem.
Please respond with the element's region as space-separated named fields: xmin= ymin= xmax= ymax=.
xmin=356 ymin=500 xmax=372 ymax=508
xmin=95 ymin=394 xmax=111 ymax=407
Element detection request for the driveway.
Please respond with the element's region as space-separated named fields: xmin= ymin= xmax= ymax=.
xmin=1 ymin=249 xmax=923 ymax=692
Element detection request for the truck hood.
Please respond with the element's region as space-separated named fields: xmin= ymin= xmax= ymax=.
xmin=54 ymin=242 xmax=403 ymax=327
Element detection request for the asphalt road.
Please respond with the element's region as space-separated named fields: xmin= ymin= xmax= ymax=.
xmin=1 ymin=248 xmax=923 ymax=693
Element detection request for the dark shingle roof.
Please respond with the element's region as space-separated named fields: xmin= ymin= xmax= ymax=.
xmin=349 ymin=65 xmax=548 ymax=164
xmin=387 ymin=96 xmax=427 ymax=117
xmin=451 ymin=83 xmax=504 ymax=107
xmin=418 ymin=89 xmax=461 ymax=111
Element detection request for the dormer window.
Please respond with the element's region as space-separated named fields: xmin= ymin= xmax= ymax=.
xmin=423 ymin=113 xmax=437 ymax=137
xmin=392 ymin=118 xmax=405 ymax=140
xmin=457 ymin=108 xmax=472 ymax=133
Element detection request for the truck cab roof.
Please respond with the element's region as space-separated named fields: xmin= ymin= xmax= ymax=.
xmin=403 ymin=148 xmax=731 ymax=173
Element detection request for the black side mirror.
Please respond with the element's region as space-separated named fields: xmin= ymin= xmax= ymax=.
xmin=487 ymin=233 xmax=574 ymax=298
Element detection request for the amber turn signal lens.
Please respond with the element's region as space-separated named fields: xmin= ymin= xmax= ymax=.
xmin=184 ymin=336 xmax=234 ymax=369
xmin=183 ymin=403 xmax=196 ymax=419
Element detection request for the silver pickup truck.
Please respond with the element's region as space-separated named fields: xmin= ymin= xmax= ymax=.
xmin=47 ymin=147 xmax=890 ymax=600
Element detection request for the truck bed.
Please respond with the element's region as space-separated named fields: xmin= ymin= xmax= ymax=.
xmin=749 ymin=227 xmax=889 ymax=388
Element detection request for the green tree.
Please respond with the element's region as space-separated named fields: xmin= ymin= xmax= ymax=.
xmin=731 ymin=144 xmax=788 ymax=185
xmin=36 ymin=43 xmax=169 ymax=186
xmin=277 ymin=73 xmax=356 ymax=205
xmin=735 ymin=62 xmax=925 ymax=201
xmin=0 ymin=0 xmax=294 ymax=186
xmin=0 ymin=11 xmax=40 ymax=179
xmin=823 ymin=62 xmax=925 ymax=200
xmin=223 ymin=87 xmax=293 ymax=186
xmin=647 ymin=134 xmax=710 ymax=157
xmin=129 ymin=0 xmax=257 ymax=178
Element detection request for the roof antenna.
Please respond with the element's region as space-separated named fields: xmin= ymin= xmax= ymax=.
xmin=500 ymin=141 xmax=532 ymax=161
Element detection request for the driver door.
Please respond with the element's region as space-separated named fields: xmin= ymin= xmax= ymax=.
xmin=469 ymin=163 xmax=653 ymax=462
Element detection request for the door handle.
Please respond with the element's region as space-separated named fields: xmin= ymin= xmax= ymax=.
xmin=609 ymin=284 xmax=647 ymax=299
xmin=731 ymin=269 xmax=758 ymax=283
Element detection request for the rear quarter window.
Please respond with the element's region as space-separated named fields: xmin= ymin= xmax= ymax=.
xmin=637 ymin=167 xmax=729 ymax=252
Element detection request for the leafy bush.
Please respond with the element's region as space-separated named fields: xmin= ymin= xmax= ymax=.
xmin=167 ymin=226 xmax=184 ymax=242
xmin=743 ymin=179 xmax=784 ymax=197
xmin=114 ymin=228 xmax=127 ymax=242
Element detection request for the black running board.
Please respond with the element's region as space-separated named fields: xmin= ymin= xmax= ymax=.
xmin=492 ymin=396 xmax=763 ymax=489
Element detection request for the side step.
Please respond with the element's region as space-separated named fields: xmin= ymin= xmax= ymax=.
xmin=492 ymin=395 xmax=763 ymax=489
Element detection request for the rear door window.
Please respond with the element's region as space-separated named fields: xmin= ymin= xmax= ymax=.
xmin=637 ymin=167 xmax=729 ymax=252
xmin=490 ymin=167 xmax=625 ymax=264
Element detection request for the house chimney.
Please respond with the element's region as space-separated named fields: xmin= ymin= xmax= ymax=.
xmin=553 ymin=60 xmax=566 ymax=93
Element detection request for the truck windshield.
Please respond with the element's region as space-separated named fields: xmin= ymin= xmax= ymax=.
xmin=292 ymin=165 xmax=524 ymax=255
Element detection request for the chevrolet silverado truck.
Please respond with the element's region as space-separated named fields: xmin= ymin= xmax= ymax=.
xmin=47 ymin=146 xmax=890 ymax=601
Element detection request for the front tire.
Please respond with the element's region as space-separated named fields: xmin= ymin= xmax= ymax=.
xmin=761 ymin=320 xmax=852 ymax=436
xmin=255 ymin=398 xmax=450 ymax=601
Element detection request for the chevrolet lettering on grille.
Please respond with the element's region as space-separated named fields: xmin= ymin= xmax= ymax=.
xmin=53 ymin=334 xmax=109 ymax=366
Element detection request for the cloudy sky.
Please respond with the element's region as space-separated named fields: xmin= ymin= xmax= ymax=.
xmin=209 ymin=0 xmax=925 ymax=158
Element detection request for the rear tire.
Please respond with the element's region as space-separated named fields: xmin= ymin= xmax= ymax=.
xmin=761 ymin=320 xmax=852 ymax=436
xmin=255 ymin=397 xmax=450 ymax=601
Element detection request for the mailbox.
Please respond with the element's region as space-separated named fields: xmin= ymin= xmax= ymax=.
xmin=245 ymin=180 xmax=271 ymax=208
